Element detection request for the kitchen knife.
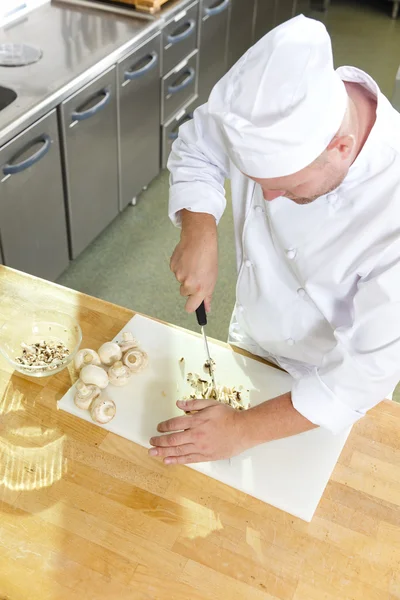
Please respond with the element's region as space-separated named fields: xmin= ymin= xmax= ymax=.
xmin=196 ymin=302 xmax=232 ymax=465
xmin=196 ymin=301 xmax=217 ymax=395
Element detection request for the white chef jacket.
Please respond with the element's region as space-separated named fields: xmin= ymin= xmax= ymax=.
xmin=168 ymin=66 xmax=400 ymax=434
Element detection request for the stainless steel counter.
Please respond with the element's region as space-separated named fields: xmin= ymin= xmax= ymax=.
xmin=0 ymin=0 xmax=193 ymax=146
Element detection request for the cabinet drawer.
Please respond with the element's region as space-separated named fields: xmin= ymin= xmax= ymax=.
xmin=162 ymin=2 xmax=199 ymax=76
xmin=197 ymin=0 xmax=230 ymax=106
xmin=118 ymin=33 xmax=161 ymax=210
xmin=275 ymin=0 xmax=295 ymax=25
xmin=228 ymin=0 xmax=256 ymax=69
xmin=293 ymin=0 xmax=310 ymax=15
xmin=0 ymin=110 xmax=69 ymax=280
xmin=162 ymin=98 xmax=196 ymax=168
xmin=60 ymin=67 xmax=119 ymax=259
xmin=253 ymin=0 xmax=276 ymax=41
xmin=162 ymin=50 xmax=198 ymax=123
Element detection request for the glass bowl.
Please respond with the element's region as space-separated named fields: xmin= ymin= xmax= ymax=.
xmin=0 ymin=309 xmax=82 ymax=378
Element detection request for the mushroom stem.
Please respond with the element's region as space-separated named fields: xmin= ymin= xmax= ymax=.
xmin=108 ymin=360 xmax=131 ymax=386
xmin=74 ymin=380 xmax=101 ymax=410
xmin=123 ymin=349 xmax=148 ymax=373
xmin=90 ymin=396 xmax=116 ymax=424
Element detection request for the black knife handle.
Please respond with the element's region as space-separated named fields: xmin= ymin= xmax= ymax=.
xmin=196 ymin=301 xmax=207 ymax=327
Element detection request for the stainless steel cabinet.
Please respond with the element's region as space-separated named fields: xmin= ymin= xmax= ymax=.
xmin=162 ymin=50 xmax=198 ymax=123
xmin=293 ymin=0 xmax=310 ymax=14
xmin=0 ymin=110 xmax=69 ymax=280
xmin=274 ymin=0 xmax=295 ymax=25
xmin=227 ymin=0 xmax=257 ymax=69
xmin=310 ymin=0 xmax=330 ymax=10
xmin=197 ymin=0 xmax=230 ymax=106
xmin=253 ymin=0 xmax=276 ymax=42
xmin=162 ymin=2 xmax=199 ymax=76
xmin=162 ymin=99 xmax=196 ymax=168
xmin=118 ymin=33 xmax=161 ymax=210
xmin=60 ymin=67 xmax=119 ymax=259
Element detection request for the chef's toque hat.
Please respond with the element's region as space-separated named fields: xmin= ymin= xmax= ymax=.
xmin=207 ymin=15 xmax=348 ymax=178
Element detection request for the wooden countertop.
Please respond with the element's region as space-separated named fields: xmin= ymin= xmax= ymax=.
xmin=0 ymin=265 xmax=399 ymax=600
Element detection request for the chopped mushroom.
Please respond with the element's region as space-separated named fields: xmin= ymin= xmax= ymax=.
xmin=203 ymin=358 xmax=216 ymax=376
xmin=185 ymin=372 xmax=249 ymax=410
xmin=16 ymin=340 xmax=70 ymax=371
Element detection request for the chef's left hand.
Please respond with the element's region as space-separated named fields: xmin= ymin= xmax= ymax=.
xmin=148 ymin=399 xmax=247 ymax=464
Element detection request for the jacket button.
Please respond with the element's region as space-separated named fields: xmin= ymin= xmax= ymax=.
xmin=237 ymin=304 xmax=244 ymax=313
xmin=286 ymin=248 xmax=297 ymax=260
xmin=245 ymin=259 xmax=252 ymax=268
xmin=287 ymin=338 xmax=295 ymax=346
xmin=297 ymin=287 xmax=306 ymax=297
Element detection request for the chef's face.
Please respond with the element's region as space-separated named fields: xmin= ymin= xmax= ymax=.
xmin=248 ymin=135 xmax=354 ymax=205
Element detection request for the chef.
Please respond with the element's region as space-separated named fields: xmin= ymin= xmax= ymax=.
xmin=148 ymin=15 xmax=400 ymax=465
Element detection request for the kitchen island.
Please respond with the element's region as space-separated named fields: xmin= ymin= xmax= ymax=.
xmin=0 ymin=265 xmax=399 ymax=600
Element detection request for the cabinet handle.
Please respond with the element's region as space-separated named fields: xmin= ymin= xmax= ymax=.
xmin=167 ymin=19 xmax=196 ymax=44
xmin=168 ymin=113 xmax=194 ymax=140
xmin=71 ymin=89 xmax=111 ymax=122
xmin=2 ymin=135 xmax=51 ymax=176
xmin=123 ymin=52 xmax=158 ymax=82
xmin=168 ymin=68 xmax=195 ymax=94
xmin=204 ymin=0 xmax=230 ymax=17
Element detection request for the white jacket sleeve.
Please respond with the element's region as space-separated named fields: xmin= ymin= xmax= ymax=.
xmin=291 ymin=244 xmax=400 ymax=434
xmin=167 ymin=102 xmax=230 ymax=227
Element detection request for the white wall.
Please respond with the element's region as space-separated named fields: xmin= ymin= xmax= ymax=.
xmin=1 ymin=0 xmax=49 ymax=27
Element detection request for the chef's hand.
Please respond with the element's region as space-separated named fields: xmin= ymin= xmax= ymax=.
xmin=148 ymin=399 xmax=247 ymax=464
xmin=170 ymin=210 xmax=218 ymax=313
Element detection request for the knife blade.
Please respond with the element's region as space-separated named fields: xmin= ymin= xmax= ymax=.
xmin=196 ymin=302 xmax=232 ymax=466
xmin=196 ymin=301 xmax=232 ymax=467
xmin=196 ymin=301 xmax=217 ymax=396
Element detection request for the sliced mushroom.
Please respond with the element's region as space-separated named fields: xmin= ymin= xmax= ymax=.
xmin=80 ymin=364 xmax=109 ymax=389
xmin=122 ymin=348 xmax=148 ymax=373
xmin=108 ymin=360 xmax=131 ymax=386
xmin=74 ymin=380 xmax=101 ymax=410
xmin=118 ymin=331 xmax=139 ymax=353
xmin=203 ymin=358 xmax=216 ymax=376
xmin=74 ymin=349 xmax=101 ymax=371
xmin=98 ymin=342 xmax=122 ymax=367
xmin=185 ymin=372 xmax=248 ymax=410
xmin=90 ymin=395 xmax=116 ymax=424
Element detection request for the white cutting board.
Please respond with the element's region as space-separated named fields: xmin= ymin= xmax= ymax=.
xmin=58 ymin=314 xmax=351 ymax=521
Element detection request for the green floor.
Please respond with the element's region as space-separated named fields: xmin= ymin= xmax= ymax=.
xmin=58 ymin=0 xmax=400 ymax=400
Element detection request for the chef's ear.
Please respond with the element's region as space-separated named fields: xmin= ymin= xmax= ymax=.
xmin=327 ymin=134 xmax=356 ymax=160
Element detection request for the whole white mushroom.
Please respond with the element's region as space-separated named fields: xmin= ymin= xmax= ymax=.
xmin=74 ymin=380 xmax=101 ymax=410
xmin=118 ymin=331 xmax=139 ymax=353
xmin=108 ymin=361 xmax=131 ymax=386
xmin=123 ymin=348 xmax=148 ymax=373
xmin=98 ymin=342 xmax=122 ymax=367
xmin=90 ymin=395 xmax=116 ymax=424
xmin=80 ymin=364 xmax=109 ymax=389
xmin=74 ymin=349 xmax=101 ymax=371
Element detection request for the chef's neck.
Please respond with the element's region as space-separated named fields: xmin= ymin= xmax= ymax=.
xmin=344 ymin=81 xmax=377 ymax=164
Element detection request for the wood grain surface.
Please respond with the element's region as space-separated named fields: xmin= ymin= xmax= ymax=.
xmin=0 ymin=265 xmax=399 ymax=600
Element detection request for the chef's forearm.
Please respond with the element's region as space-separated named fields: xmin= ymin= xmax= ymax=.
xmin=239 ymin=392 xmax=318 ymax=446
xmin=181 ymin=209 xmax=217 ymax=233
